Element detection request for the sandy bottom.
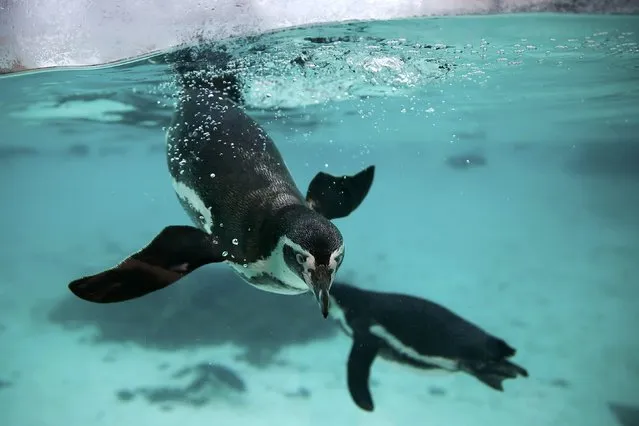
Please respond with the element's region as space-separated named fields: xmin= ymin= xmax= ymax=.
xmin=1 ymin=141 xmax=638 ymax=426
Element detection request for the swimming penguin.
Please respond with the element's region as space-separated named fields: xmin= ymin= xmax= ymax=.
xmin=328 ymin=282 xmax=529 ymax=412
xmin=67 ymin=71 xmax=375 ymax=319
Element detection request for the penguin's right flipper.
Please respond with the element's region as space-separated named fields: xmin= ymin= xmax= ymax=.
xmin=306 ymin=165 xmax=375 ymax=220
xmin=347 ymin=332 xmax=380 ymax=412
xmin=68 ymin=225 xmax=223 ymax=303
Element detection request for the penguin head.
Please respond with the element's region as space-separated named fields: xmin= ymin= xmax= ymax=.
xmin=279 ymin=210 xmax=345 ymax=318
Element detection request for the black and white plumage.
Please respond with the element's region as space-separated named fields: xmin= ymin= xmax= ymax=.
xmin=328 ymin=282 xmax=529 ymax=412
xmin=67 ymin=72 xmax=375 ymax=319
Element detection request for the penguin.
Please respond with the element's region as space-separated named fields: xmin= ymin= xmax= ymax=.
xmin=67 ymin=70 xmax=375 ymax=319
xmin=328 ymin=282 xmax=529 ymax=412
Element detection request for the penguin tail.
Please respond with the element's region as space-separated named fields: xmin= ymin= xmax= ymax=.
xmin=168 ymin=45 xmax=244 ymax=104
xmin=462 ymin=339 xmax=529 ymax=391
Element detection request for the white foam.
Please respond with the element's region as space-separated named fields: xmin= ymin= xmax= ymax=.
xmin=0 ymin=0 xmax=564 ymax=70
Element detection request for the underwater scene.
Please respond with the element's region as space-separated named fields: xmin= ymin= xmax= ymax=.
xmin=1 ymin=7 xmax=639 ymax=426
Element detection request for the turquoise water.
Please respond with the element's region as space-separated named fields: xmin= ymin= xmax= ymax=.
xmin=1 ymin=13 xmax=639 ymax=426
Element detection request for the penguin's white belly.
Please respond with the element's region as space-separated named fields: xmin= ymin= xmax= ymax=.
xmin=228 ymin=256 xmax=309 ymax=295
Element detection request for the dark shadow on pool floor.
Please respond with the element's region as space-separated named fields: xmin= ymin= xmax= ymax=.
xmin=48 ymin=266 xmax=339 ymax=367
xmin=116 ymin=361 xmax=248 ymax=411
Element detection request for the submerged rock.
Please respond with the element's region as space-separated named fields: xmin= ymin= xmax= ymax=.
xmin=445 ymin=153 xmax=487 ymax=170
xmin=608 ymin=402 xmax=639 ymax=426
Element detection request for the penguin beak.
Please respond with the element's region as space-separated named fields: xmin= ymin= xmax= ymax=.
xmin=309 ymin=265 xmax=332 ymax=319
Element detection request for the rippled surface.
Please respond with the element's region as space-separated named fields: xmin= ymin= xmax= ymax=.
xmin=2 ymin=15 xmax=638 ymax=146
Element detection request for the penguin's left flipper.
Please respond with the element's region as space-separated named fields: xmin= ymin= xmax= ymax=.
xmin=347 ymin=331 xmax=380 ymax=412
xmin=306 ymin=165 xmax=375 ymax=220
xmin=68 ymin=225 xmax=224 ymax=303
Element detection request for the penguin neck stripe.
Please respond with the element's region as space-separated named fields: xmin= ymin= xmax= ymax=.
xmin=280 ymin=237 xmax=312 ymax=258
xmin=327 ymin=295 xmax=353 ymax=336
xmin=171 ymin=178 xmax=214 ymax=234
xmin=329 ymin=244 xmax=345 ymax=270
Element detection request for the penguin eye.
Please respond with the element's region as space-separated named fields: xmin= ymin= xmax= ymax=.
xmin=296 ymin=253 xmax=306 ymax=265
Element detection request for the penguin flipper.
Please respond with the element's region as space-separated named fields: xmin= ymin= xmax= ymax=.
xmin=306 ymin=165 xmax=375 ymax=220
xmin=68 ymin=225 xmax=223 ymax=303
xmin=347 ymin=333 xmax=379 ymax=412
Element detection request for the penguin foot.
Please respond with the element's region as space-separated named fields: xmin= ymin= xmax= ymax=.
xmin=68 ymin=225 xmax=224 ymax=303
xmin=463 ymin=355 xmax=529 ymax=391
xmin=306 ymin=165 xmax=375 ymax=220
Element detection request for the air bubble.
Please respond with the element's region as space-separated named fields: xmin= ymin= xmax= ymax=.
xmin=210 ymin=173 xmax=216 ymax=178
xmin=232 ymin=238 xmax=239 ymax=245
xmin=222 ymin=251 xmax=228 ymax=257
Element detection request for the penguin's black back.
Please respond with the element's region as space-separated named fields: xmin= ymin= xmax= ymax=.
xmin=331 ymin=283 xmax=515 ymax=362
xmin=167 ymin=78 xmax=305 ymax=261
